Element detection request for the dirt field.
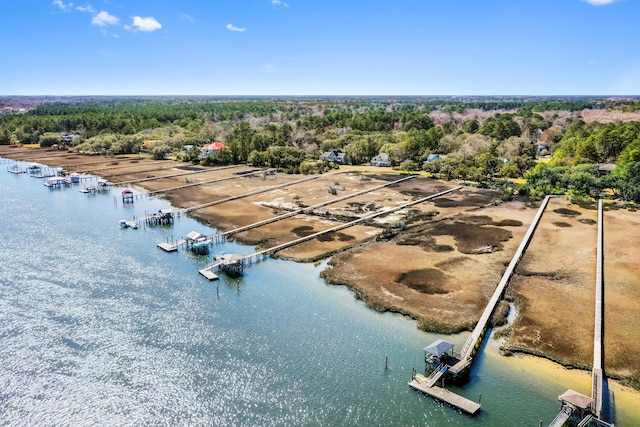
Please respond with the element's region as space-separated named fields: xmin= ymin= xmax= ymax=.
xmin=2 ymin=146 xmax=640 ymax=389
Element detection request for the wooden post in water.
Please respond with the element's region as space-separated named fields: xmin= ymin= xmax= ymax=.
xmin=478 ymin=393 xmax=481 ymax=404
xmin=385 ymin=356 xmax=388 ymax=371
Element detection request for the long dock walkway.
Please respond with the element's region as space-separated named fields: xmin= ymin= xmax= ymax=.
xmin=147 ymin=168 xmax=276 ymax=196
xmin=592 ymin=199 xmax=604 ymax=418
xmin=249 ymin=185 xmax=462 ymax=258
xmin=408 ymin=374 xmax=480 ymax=415
xmin=111 ymin=164 xmax=243 ymax=186
xmin=548 ymin=407 xmax=573 ymax=427
xmin=548 ymin=200 xmax=614 ymax=427
xmin=451 ymin=195 xmax=551 ymax=374
xmin=86 ymin=162 xmax=182 ymax=176
xmin=75 ymin=160 xmax=167 ymax=173
xmin=160 ymin=175 xmax=415 ymax=253
xmin=184 ymin=175 xmax=321 ymax=213
xmin=212 ymin=175 xmax=416 ymax=240
xmin=196 ymin=185 xmax=462 ymax=277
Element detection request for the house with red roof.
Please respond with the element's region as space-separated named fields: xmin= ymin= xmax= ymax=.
xmin=199 ymin=141 xmax=228 ymax=158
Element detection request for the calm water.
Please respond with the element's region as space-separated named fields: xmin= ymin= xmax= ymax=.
xmin=0 ymin=158 xmax=634 ymax=426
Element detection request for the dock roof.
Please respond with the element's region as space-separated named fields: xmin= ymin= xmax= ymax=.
xmin=423 ymin=339 xmax=455 ymax=357
xmin=558 ymin=389 xmax=594 ymax=409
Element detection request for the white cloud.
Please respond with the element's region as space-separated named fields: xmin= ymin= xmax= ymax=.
xmin=52 ymin=0 xmax=74 ymax=11
xmin=181 ymin=13 xmax=195 ymax=23
xmin=92 ymin=11 xmax=120 ymax=27
xmin=76 ymin=4 xmax=96 ymax=13
xmin=272 ymin=0 xmax=289 ymax=7
xmin=263 ymin=64 xmax=280 ymax=73
xmin=130 ymin=16 xmax=162 ymax=32
xmin=582 ymin=0 xmax=617 ymax=5
xmin=226 ymin=23 xmax=246 ymax=32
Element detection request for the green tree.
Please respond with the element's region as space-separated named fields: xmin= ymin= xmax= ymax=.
xmin=479 ymin=113 xmax=522 ymax=140
xmin=39 ymin=132 xmax=62 ymax=148
xmin=475 ymin=152 xmax=501 ymax=179
xmin=226 ymin=120 xmax=255 ymax=163
xmin=461 ymin=119 xmax=479 ymax=134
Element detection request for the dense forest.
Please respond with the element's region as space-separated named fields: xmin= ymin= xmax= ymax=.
xmin=2 ymin=96 xmax=640 ymax=203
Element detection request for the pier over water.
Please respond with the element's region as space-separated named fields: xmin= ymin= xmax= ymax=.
xmin=409 ymin=196 xmax=551 ymax=414
xmin=551 ymin=200 xmax=613 ymax=427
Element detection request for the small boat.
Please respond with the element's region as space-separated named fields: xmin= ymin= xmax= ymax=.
xmin=119 ymin=219 xmax=138 ymax=229
xmin=69 ymin=173 xmax=81 ymax=183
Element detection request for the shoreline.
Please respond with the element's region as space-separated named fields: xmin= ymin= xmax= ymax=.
xmin=2 ymin=146 xmax=639 ymax=394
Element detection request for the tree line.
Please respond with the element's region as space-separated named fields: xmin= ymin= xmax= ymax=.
xmin=2 ymin=97 xmax=640 ymax=203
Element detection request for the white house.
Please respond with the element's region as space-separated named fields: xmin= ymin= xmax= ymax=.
xmin=319 ymin=149 xmax=347 ymax=164
xmin=370 ymin=153 xmax=391 ymax=167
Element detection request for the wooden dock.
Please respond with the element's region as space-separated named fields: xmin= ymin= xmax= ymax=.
xmin=157 ymin=242 xmax=179 ymax=252
xmin=184 ymin=175 xmax=321 ymax=213
xmin=146 ymin=168 xmax=277 ymax=196
xmin=190 ymin=185 xmax=463 ymax=281
xmin=112 ymin=164 xmax=243 ymax=186
xmin=450 ymin=195 xmax=551 ymax=374
xmin=213 ymin=175 xmax=417 ymax=241
xmin=548 ymin=407 xmax=573 ymax=427
xmin=549 ymin=200 xmax=616 ymax=427
xmin=408 ymin=374 xmax=480 ymax=416
xmin=248 ymin=185 xmax=463 ymax=259
xmin=198 ymin=269 xmax=219 ymax=281
xmin=591 ymin=199 xmax=604 ymax=419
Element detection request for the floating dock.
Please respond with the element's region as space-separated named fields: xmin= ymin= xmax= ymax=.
xmin=198 ymin=269 xmax=219 ymax=281
xmin=157 ymin=242 xmax=180 ymax=252
xmin=408 ymin=374 xmax=480 ymax=416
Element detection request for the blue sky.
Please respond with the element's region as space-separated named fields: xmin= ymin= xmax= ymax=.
xmin=1 ymin=0 xmax=638 ymax=95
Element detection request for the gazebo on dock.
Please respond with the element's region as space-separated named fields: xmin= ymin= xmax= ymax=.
xmin=423 ymin=339 xmax=455 ymax=364
xmin=122 ymin=189 xmax=134 ymax=203
xmin=557 ymin=389 xmax=594 ymax=419
xmin=185 ymin=231 xmax=211 ymax=255
xmin=215 ymin=253 xmax=244 ymax=276
xmin=145 ymin=209 xmax=175 ymax=226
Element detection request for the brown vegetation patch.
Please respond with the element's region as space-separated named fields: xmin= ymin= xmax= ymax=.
xmin=553 ymin=208 xmax=581 ymax=216
xmin=494 ymin=219 xmax=523 ymax=227
xmin=292 ymin=226 xmax=315 ymax=237
xmin=395 ymin=234 xmax=454 ymax=252
xmin=425 ymin=221 xmax=513 ymax=254
xmin=434 ymin=256 xmax=470 ymax=270
xmin=553 ymin=222 xmax=572 ymax=228
xmin=316 ymin=232 xmax=355 ymax=242
xmin=433 ymin=190 xmax=501 ymax=208
xmin=460 ymin=215 xmax=494 ymax=225
xmin=578 ymin=218 xmax=597 ymax=225
xmin=396 ymin=269 xmax=448 ymax=294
